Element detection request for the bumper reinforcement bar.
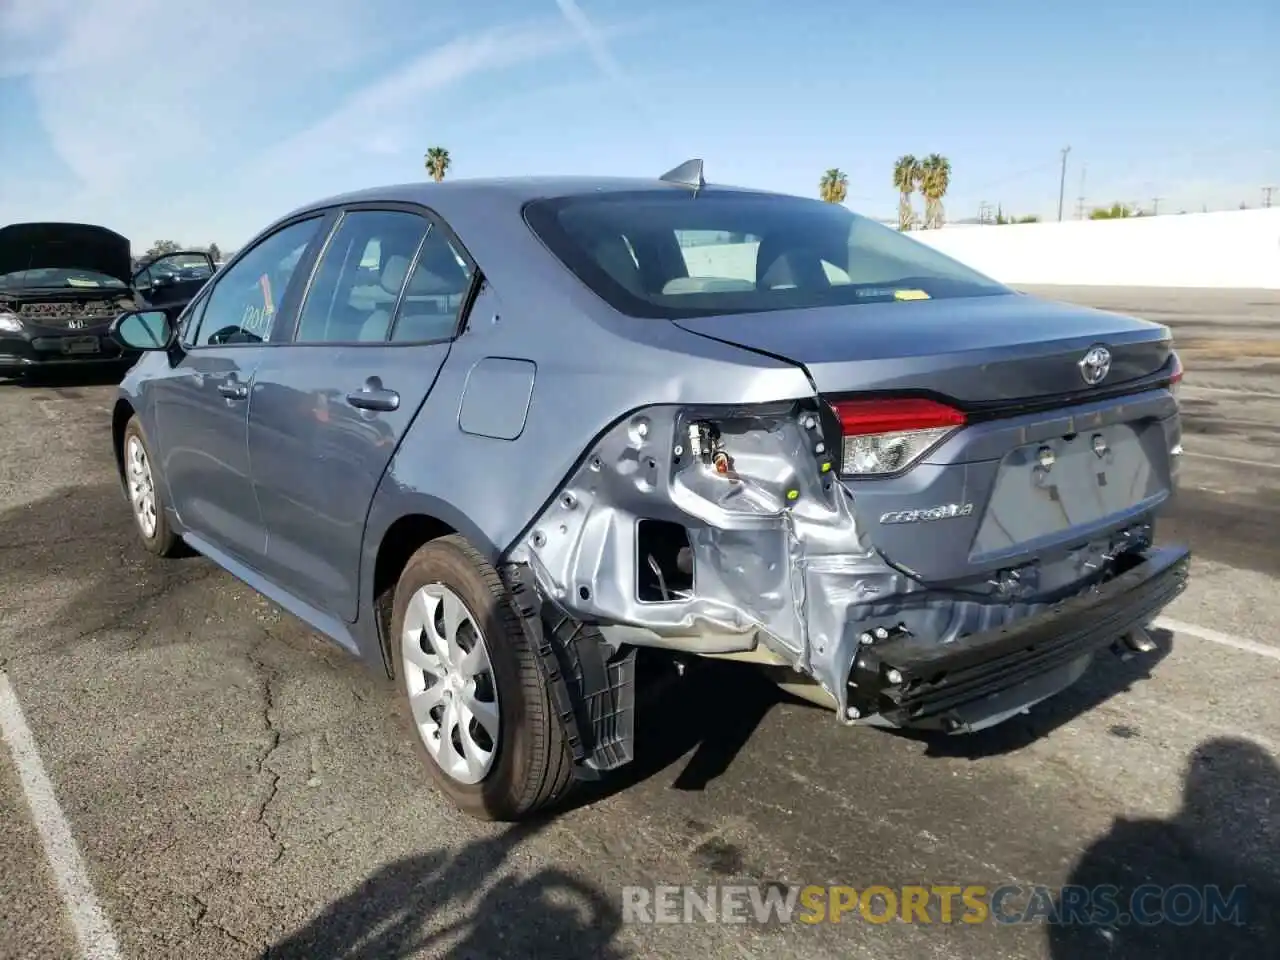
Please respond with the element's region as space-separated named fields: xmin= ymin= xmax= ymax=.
xmin=846 ymin=545 xmax=1191 ymax=729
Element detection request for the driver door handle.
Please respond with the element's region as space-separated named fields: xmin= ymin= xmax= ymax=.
xmin=346 ymin=386 xmax=400 ymax=412
xmin=217 ymin=380 xmax=248 ymax=400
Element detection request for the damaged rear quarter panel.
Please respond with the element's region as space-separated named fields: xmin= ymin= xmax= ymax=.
xmin=505 ymin=400 xmax=904 ymax=717
xmin=502 ymin=390 xmax=1180 ymax=722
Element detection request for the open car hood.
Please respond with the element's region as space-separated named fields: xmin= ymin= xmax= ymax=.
xmin=0 ymin=222 xmax=133 ymax=286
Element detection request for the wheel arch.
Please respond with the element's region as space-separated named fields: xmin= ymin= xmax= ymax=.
xmin=365 ymin=495 xmax=503 ymax=679
xmin=111 ymin=397 xmax=136 ymax=485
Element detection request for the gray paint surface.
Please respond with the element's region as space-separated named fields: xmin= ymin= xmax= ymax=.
xmin=458 ymin=357 xmax=536 ymax=440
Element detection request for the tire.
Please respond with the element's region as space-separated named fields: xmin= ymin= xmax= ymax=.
xmin=390 ymin=534 xmax=576 ymax=821
xmin=121 ymin=416 xmax=183 ymax=557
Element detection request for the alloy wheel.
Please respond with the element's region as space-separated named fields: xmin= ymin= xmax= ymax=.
xmin=401 ymin=583 xmax=501 ymax=784
xmin=125 ymin=435 xmax=158 ymax=539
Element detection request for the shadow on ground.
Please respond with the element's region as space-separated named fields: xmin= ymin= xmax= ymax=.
xmin=1048 ymin=735 xmax=1280 ymax=959
xmin=559 ymin=653 xmax=787 ymax=811
xmin=0 ymin=364 xmax=129 ymax=390
xmin=570 ymin=627 xmax=1175 ymax=803
xmin=262 ymin=821 xmax=628 ymax=960
xmin=896 ymin=628 xmax=1174 ymax=760
xmin=1158 ymin=486 xmax=1280 ymax=579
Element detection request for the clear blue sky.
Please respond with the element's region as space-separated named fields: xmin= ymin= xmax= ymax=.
xmin=1 ymin=0 xmax=1275 ymax=248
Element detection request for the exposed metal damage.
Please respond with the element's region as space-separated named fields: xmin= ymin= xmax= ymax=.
xmin=508 ymin=399 xmax=1188 ymax=731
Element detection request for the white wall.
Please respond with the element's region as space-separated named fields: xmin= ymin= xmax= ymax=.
xmin=908 ymin=208 xmax=1280 ymax=289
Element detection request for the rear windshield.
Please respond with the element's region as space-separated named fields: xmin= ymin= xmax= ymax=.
xmin=523 ymin=190 xmax=1009 ymax=319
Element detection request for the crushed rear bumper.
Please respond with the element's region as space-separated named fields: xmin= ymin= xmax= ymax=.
xmin=845 ymin=545 xmax=1191 ymax=732
xmin=512 ymin=401 xmax=1190 ymax=739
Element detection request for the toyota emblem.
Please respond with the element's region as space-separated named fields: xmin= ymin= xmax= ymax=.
xmin=1078 ymin=345 xmax=1111 ymax=385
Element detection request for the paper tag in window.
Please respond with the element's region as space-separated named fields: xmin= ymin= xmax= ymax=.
xmin=893 ymin=289 xmax=930 ymax=301
xmin=259 ymin=274 xmax=275 ymax=315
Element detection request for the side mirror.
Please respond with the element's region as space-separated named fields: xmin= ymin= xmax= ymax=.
xmin=110 ymin=309 xmax=174 ymax=351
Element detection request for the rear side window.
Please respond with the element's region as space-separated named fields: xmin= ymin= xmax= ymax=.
xmin=387 ymin=227 xmax=475 ymax=344
xmin=523 ymin=190 xmax=1009 ymax=320
xmin=294 ymin=210 xmax=431 ymax=344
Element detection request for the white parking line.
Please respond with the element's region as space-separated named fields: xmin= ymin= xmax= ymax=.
xmin=1154 ymin=616 xmax=1280 ymax=663
xmin=0 ymin=673 xmax=121 ymax=960
xmin=1182 ymin=450 xmax=1280 ymax=469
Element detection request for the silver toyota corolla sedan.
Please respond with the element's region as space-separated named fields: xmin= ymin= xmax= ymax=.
xmin=107 ymin=161 xmax=1190 ymax=820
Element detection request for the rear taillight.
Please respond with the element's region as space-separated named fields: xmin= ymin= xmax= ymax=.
xmin=1169 ymin=351 xmax=1183 ymax=395
xmin=827 ymin=397 xmax=966 ymax=477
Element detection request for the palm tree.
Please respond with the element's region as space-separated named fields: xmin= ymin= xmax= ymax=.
xmin=424 ymin=146 xmax=451 ymax=183
xmin=918 ymin=153 xmax=952 ymax=229
xmin=819 ymin=168 xmax=849 ymax=204
xmin=892 ymin=155 xmax=919 ymax=231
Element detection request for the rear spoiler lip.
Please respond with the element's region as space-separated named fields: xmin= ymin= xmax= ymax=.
xmin=957 ymin=354 xmax=1182 ymax=422
xmin=819 ymin=353 xmax=1178 ymax=423
xmin=817 ymin=353 xmax=1181 ymax=425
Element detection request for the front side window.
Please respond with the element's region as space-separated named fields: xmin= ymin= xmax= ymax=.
xmin=294 ymin=210 xmax=431 ymax=344
xmin=192 ymin=218 xmax=322 ymax=347
xmin=523 ymin=190 xmax=1009 ymax=320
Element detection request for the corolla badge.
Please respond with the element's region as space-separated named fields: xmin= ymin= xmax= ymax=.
xmin=879 ymin=503 xmax=975 ymax=524
xmin=1078 ymin=345 xmax=1112 ymax=385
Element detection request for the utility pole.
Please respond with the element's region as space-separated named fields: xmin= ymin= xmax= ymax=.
xmin=1075 ymin=163 xmax=1087 ymax=219
xmin=1057 ymin=146 xmax=1071 ymax=221
xmin=1264 ymin=186 xmax=1275 ymax=208
xmin=1151 ymin=197 xmax=1163 ymax=215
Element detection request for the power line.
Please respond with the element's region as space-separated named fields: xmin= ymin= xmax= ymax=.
xmin=965 ymin=160 xmax=1060 ymax=194
xmin=1057 ymin=146 xmax=1071 ymax=221
xmin=1151 ymin=196 xmax=1163 ymax=215
xmin=1264 ymin=186 xmax=1275 ymax=209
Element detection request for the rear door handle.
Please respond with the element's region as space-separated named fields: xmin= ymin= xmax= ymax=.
xmin=217 ymin=380 xmax=248 ymax=400
xmin=346 ymin=386 xmax=400 ymax=412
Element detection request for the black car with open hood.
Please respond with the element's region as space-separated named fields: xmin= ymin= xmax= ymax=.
xmin=0 ymin=222 xmax=214 ymax=378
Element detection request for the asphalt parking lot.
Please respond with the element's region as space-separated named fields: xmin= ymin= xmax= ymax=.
xmin=2 ymin=286 xmax=1278 ymax=960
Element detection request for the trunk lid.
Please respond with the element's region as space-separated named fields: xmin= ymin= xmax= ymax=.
xmin=675 ymin=292 xmax=1180 ymax=588
xmin=0 ymin=222 xmax=133 ymax=288
xmin=671 ymin=291 xmax=1172 ymax=403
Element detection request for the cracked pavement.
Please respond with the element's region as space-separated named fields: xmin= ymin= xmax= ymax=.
xmin=0 ymin=288 xmax=1278 ymax=960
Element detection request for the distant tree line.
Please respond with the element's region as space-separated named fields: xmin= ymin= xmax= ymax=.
xmin=1088 ymin=202 xmax=1141 ymax=220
